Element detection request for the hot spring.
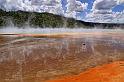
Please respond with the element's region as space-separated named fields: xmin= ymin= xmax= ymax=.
xmin=0 ymin=27 xmax=124 ymax=82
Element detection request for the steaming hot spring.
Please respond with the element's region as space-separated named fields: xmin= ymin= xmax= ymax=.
xmin=0 ymin=27 xmax=124 ymax=82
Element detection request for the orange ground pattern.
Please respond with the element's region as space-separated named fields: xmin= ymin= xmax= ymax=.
xmin=46 ymin=61 xmax=124 ymax=82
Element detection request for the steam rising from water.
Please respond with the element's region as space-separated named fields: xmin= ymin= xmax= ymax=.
xmin=0 ymin=26 xmax=124 ymax=82
xmin=0 ymin=27 xmax=123 ymax=34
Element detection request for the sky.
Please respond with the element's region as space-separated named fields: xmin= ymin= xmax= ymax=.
xmin=0 ymin=0 xmax=124 ymax=23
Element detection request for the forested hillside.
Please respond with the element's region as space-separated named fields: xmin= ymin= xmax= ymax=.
xmin=0 ymin=9 xmax=124 ymax=28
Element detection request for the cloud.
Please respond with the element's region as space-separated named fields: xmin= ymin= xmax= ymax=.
xmin=85 ymin=0 xmax=124 ymax=23
xmin=32 ymin=0 xmax=61 ymax=6
xmin=92 ymin=0 xmax=117 ymax=16
xmin=92 ymin=0 xmax=117 ymax=11
xmin=43 ymin=0 xmax=61 ymax=6
xmin=65 ymin=11 xmax=77 ymax=18
xmin=0 ymin=0 xmax=64 ymax=15
xmin=86 ymin=9 xmax=124 ymax=23
xmin=23 ymin=0 xmax=64 ymax=15
xmin=117 ymin=0 xmax=124 ymax=4
xmin=66 ymin=0 xmax=88 ymax=12
xmin=92 ymin=0 xmax=124 ymax=12
xmin=0 ymin=0 xmax=6 ymax=10
xmin=66 ymin=0 xmax=88 ymax=18
xmin=0 ymin=0 xmax=18 ymax=11
xmin=86 ymin=11 xmax=113 ymax=23
xmin=111 ymin=11 xmax=124 ymax=23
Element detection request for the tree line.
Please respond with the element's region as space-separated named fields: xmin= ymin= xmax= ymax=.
xmin=0 ymin=9 xmax=123 ymax=29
